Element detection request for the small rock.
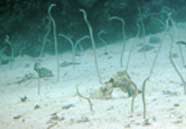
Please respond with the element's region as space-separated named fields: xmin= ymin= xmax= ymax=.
xmin=184 ymin=65 xmax=186 ymax=68
xmin=62 ymin=104 xmax=74 ymax=110
xmin=47 ymin=113 xmax=65 ymax=124
xmin=34 ymin=104 xmax=40 ymax=110
xmin=143 ymin=119 xmax=151 ymax=126
xmin=107 ymin=106 xmax=114 ymax=111
xmin=128 ymin=114 xmax=133 ymax=118
xmin=152 ymin=116 xmax=157 ymax=122
xmin=20 ymin=96 xmax=28 ymax=102
xmin=125 ymin=124 xmax=131 ymax=128
xmin=13 ymin=115 xmax=22 ymax=120
xmin=130 ymin=119 xmax=135 ymax=123
xmin=149 ymin=36 xmax=161 ymax=44
xmin=134 ymin=122 xmax=140 ymax=125
xmin=138 ymin=45 xmax=155 ymax=52
xmin=172 ymin=53 xmax=178 ymax=58
xmin=76 ymin=116 xmax=89 ymax=123
xmin=173 ymin=119 xmax=183 ymax=124
xmin=174 ymin=103 xmax=179 ymax=107
xmin=70 ymin=116 xmax=89 ymax=124
xmin=104 ymin=51 xmax=108 ymax=55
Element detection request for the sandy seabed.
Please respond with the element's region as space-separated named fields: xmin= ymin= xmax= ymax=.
xmin=0 ymin=25 xmax=186 ymax=129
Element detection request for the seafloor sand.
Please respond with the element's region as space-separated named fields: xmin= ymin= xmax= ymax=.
xmin=0 ymin=25 xmax=186 ymax=129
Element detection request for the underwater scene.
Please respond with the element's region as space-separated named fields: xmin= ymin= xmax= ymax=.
xmin=0 ymin=0 xmax=186 ymax=129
